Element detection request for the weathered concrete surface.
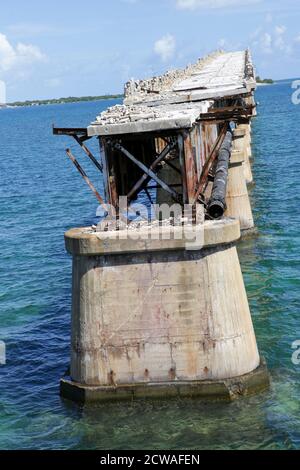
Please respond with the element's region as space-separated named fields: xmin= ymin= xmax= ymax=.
xmin=88 ymin=50 xmax=256 ymax=137
xmin=225 ymin=150 xmax=254 ymax=231
xmin=232 ymin=129 xmax=253 ymax=184
xmin=60 ymin=358 xmax=269 ymax=403
xmin=238 ymin=123 xmax=252 ymax=160
xmin=124 ymin=50 xmax=256 ymax=106
xmin=65 ymin=218 xmax=241 ymax=256
xmin=88 ymin=101 xmax=211 ymax=137
xmin=61 ymin=218 xmax=268 ymax=402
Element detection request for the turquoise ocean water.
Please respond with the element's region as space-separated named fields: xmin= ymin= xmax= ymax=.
xmin=0 ymin=82 xmax=300 ymax=450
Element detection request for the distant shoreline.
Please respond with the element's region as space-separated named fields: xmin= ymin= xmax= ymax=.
xmin=5 ymin=94 xmax=124 ymax=108
xmin=256 ymin=76 xmax=274 ymax=85
xmin=256 ymin=82 xmax=273 ymax=87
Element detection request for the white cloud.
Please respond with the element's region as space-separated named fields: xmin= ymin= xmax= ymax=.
xmin=273 ymin=25 xmax=290 ymax=53
xmin=16 ymin=43 xmax=45 ymax=63
xmin=0 ymin=33 xmax=46 ymax=74
xmin=274 ymin=35 xmax=284 ymax=51
xmin=0 ymin=33 xmax=16 ymax=71
xmin=275 ymin=25 xmax=286 ymax=36
xmin=154 ymin=34 xmax=176 ymax=62
xmin=261 ymin=32 xmax=272 ymax=53
xmin=0 ymin=80 xmax=6 ymax=103
xmin=176 ymin=0 xmax=262 ymax=10
xmin=251 ymin=24 xmax=291 ymax=56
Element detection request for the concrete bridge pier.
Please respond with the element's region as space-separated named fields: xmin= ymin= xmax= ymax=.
xmin=238 ymin=123 xmax=253 ymax=160
xmin=225 ymin=150 xmax=255 ymax=233
xmin=60 ymin=219 xmax=269 ymax=403
xmin=55 ymin=49 xmax=269 ymax=404
xmin=233 ymin=128 xmax=253 ymax=185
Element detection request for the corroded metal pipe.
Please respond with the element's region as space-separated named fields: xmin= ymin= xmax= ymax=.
xmin=208 ymin=130 xmax=232 ymax=219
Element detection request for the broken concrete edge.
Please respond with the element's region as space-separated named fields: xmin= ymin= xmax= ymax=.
xmin=245 ymin=176 xmax=254 ymax=185
xmin=125 ymin=86 xmax=250 ymax=108
xmin=246 ymin=179 xmax=256 ymax=188
xmin=124 ymin=51 xmax=222 ymax=100
xmin=240 ymin=226 xmax=259 ymax=239
xmin=60 ymin=358 xmax=270 ymax=404
xmin=88 ymin=115 xmax=196 ymax=137
xmin=64 ymin=218 xmax=241 ymax=256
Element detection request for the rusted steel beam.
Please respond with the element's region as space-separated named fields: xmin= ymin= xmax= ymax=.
xmin=192 ymin=123 xmax=228 ymax=205
xmin=113 ymin=142 xmax=181 ymax=203
xmin=178 ymin=134 xmax=188 ymax=204
xmin=200 ymin=112 xmax=253 ymax=122
xmin=73 ymin=135 xmax=103 ymax=172
xmin=100 ymin=138 xmax=120 ymax=211
xmin=99 ymin=138 xmax=112 ymax=206
xmin=65 ymin=148 xmax=110 ymax=213
xmin=182 ymin=130 xmax=198 ymax=204
xmin=127 ymin=142 xmax=176 ymax=200
xmin=205 ymin=105 xmax=253 ymax=115
xmin=199 ymin=102 xmax=253 ymax=123
xmin=146 ymin=184 xmax=182 ymax=189
xmin=53 ymin=127 xmax=88 ymax=137
xmin=201 ymin=119 xmax=238 ymax=125
xmin=202 ymin=112 xmax=252 ymax=120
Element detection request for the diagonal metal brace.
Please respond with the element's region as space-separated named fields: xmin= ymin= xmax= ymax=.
xmin=73 ymin=135 xmax=103 ymax=172
xmin=65 ymin=148 xmax=110 ymax=214
xmin=113 ymin=142 xmax=181 ymax=203
xmin=127 ymin=141 xmax=177 ymax=200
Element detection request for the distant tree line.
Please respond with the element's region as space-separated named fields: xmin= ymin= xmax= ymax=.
xmin=8 ymin=94 xmax=124 ymax=107
xmin=256 ymin=76 xmax=274 ymax=84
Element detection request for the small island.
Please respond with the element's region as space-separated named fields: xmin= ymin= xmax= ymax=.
xmin=256 ymin=76 xmax=274 ymax=84
xmin=7 ymin=94 xmax=124 ymax=108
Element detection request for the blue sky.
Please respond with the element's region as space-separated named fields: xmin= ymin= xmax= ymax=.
xmin=1 ymin=0 xmax=300 ymax=101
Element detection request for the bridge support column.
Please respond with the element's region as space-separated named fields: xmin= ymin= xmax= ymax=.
xmin=225 ymin=150 xmax=255 ymax=233
xmin=60 ymin=219 xmax=269 ymax=403
xmin=238 ymin=123 xmax=252 ymax=160
xmin=233 ymin=128 xmax=253 ymax=185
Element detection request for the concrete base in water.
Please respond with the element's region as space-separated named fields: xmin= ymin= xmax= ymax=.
xmin=62 ymin=218 xmax=269 ymax=403
xmin=61 ymin=359 xmax=269 ymax=403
